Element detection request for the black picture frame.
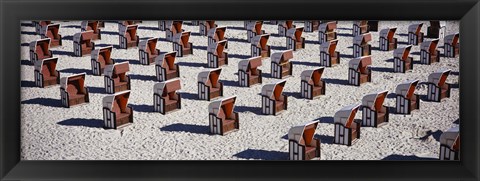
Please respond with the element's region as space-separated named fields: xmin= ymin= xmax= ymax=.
xmin=1 ymin=0 xmax=478 ymax=180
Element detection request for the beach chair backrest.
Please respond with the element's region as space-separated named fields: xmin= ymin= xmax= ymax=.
xmin=163 ymin=51 xmax=177 ymax=70
xmin=259 ymin=34 xmax=269 ymax=50
xmin=254 ymin=21 xmax=263 ymax=34
xmin=181 ymin=31 xmax=191 ymax=46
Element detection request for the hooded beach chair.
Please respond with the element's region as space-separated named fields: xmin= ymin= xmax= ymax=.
xmin=60 ymin=73 xmax=90 ymax=108
xmin=102 ymin=90 xmax=133 ymax=129
xmin=427 ymin=21 xmax=446 ymax=39
xmin=353 ymin=33 xmax=372 ymax=58
xmin=119 ymin=24 xmax=139 ymax=49
xmin=286 ymin=27 xmax=305 ymax=51
xmin=427 ymin=69 xmax=451 ymax=102
xmin=300 ymin=68 xmax=326 ymax=99
xmin=379 ymin=28 xmax=397 ymax=51
xmin=361 ymin=90 xmax=390 ymax=127
xmin=198 ymin=68 xmax=224 ymax=101
xmin=207 ymin=26 xmax=228 ymax=48
xmin=318 ymin=21 xmax=337 ymax=43
xmin=250 ymin=34 xmax=271 ymax=58
xmin=271 ymin=50 xmax=294 ymax=79
xmin=246 ymin=21 xmax=265 ymax=43
xmin=166 ymin=21 xmax=184 ymax=42
xmin=278 ymin=21 xmax=295 ymax=36
xmin=104 ymin=62 xmax=131 ymax=94
xmin=395 ymin=79 xmax=420 ymax=114
xmin=173 ymin=31 xmax=193 ymax=57
xmin=153 ymin=79 xmax=182 ymax=114
xmin=81 ymin=21 xmax=101 ymax=40
xmin=444 ymin=33 xmax=460 ymax=58
xmin=73 ymin=30 xmax=95 ymax=57
xmin=208 ymin=96 xmax=239 ymax=135
xmin=29 ymin=38 xmax=53 ymax=64
xmin=34 ymin=21 xmax=51 ymax=35
xmin=138 ymin=37 xmax=161 ymax=65
xmin=408 ymin=23 xmax=424 ymax=45
xmin=439 ymin=126 xmax=460 ymax=160
xmin=334 ymin=104 xmax=361 ymax=146
xmin=353 ymin=21 xmax=369 ymax=36
xmin=91 ymin=46 xmax=115 ymax=76
xmin=207 ymin=40 xmax=228 ymax=68
xmin=420 ymin=39 xmax=440 ymax=65
xmin=34 ymin=57 xmax=60 ymax=88
xmin=261 ymin=80 xmax=288 ymax=115
xmin=238 ymin=56 xmax=263 ymax=87
xmin=40 ymin=23 xmax=62 ymax=47
xmin=200 ymin=21 xmax=217 ymax=36
xmin=288 ymin=121 xmax=321 ymax=160
xmin=393 ymin=45 xmax=413 ymax=73
xmin=348 ymin=56 xmax=372 ymax=86
xmin=319 ymin=40 xmax=340 ymax=67
xmin=155 ymin=51 xmax=180 ymax=82
xmin=304 ymin=21 xmax=320 ymax=32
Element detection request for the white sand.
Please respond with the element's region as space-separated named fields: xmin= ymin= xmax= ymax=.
xmin=20 ymin=21 xmax=459 ymax=160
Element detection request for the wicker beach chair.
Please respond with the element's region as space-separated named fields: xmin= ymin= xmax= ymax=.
xmin=40 ymin=23 xmax=62 ymax=47
xmin=304 ymin=21 xmax=320 ymax=32
xmin=238 ymin=56 xmax=263 ymax=87
xmin=250 ymin=34 xmax=271 ymax=58
xmin=393 ymin=45 xmax=413 ymax=73
xmin=207 ymin=26 xmax=228 ymax=48
xmin=166 ymin=21 xmax=184 ymax=42
xmin=73 ymin=30 xmax=95 ymax=57
xmin=29 ymin=38 xmax=53 ymax=64
xmin=361 ymin=90 xmax=390 ymax=127
xmin=153 ymin=79 xmax=182 ymax=114
xmin=288 ymin=121 xmax=321 ymax=160
xmin=261 ymin=80 xmax=287 ymax=115
xmin=91 ymin=46 xmax=115 ymax=76
xmin=119 ymin=24 xmax=139 ymax=49
xmin=427 ymin=21 xmax=446 ymax=39
xmin=379 ymin=28 xmax=397 ymax=51
xmin=60 ymin=73 xmax=90 ymax=108
xmin=427 ymin=69 xmax=451 ymax=102
xmin=208 ymin=96 xmax=239 ymax=135
xmin=198 ymin=68 xmax=224 ymax=101
xmin=207 ymin=40 xmax=228 ymax=68
xmin=34 ymin=57 xmax=60 ymax=88
xmin=439 ymin=126 xmax=460 ymax=160
xmin=34 ymin=21 xmax=51 ymax=35
xmin=319 ymin=40 xmax=340 ymax=67
xmin=334 ymin=104 xmax=361 ymax=146
xmin=139 ymin=37 xmax=160 ymax=65
xmin=348 ymin=56 xmax=372 ymax=86
xmin=408 ymin=23 xmax=424 ymax=45
xmin=102 ymin=90 xmax=133 ymax=129
xmin=286 ymin=27 xmax=305 ymax=51
xmin=81 ymin=21 xmax=101 ymax=40
xmin=246 ymin=21 xmax=265 ymax=43
xmin=444 ymin=33 xmax=460 ymax=58
xmin=155 ymin=51 xmax=180 ymax=82
xmin=353 ymin=21 xmax=369 ymax=36
xmin=200 ymin=21 xmax=217 ymax=36
xmin=271 ymin=50 xmax=293 ymax=79
xmin=104 ymin=62 xmax=131 ymax=94
xmin=318 ymin=21 xmax=337 ymax=43
xmin=172 ymin=31 xmax=193 ymax=57
xmin=300 ymin=68 xmax=326 ymax=99
xmin=420 ymin=39 xmax=440 ymax=65
xmin=353 ymin=33 xmax=372 ymax=58
xmin=278 ymin=20 xmax=295 ymax=36
xmin=395 ymin=79 xmax=420 ymax=114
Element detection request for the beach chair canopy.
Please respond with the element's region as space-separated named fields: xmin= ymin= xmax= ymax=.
xmin=198 ymin=68 xmax=222 ymax=87
xmin=105 ymin=62 xmax=130 ymax=78
xmin=34 ymin=57 xmax=58 ymax=73
xmin=102 ymin=90 xmax=130 ymax=111
xmin=246 ymin=21 xmax=263 ymax=33
xmin=60 ymin=73 xmax=86 ymax=90
xmin=251 ymin=34 xmax=270 ymax=49
xmin=440 ymin=126 xmax=460 ymax=149
xmin=320 ymin=39 xmax=338 ymax=54
xmin=139 ymin=37 xmax=158 ymax=52
xmin=271 ymin=49 xmax=294 ymax=64
xmin=155 ymin=51 xmax=177 ymax=68
xmin=207 ymin=40 xmax=227 ymax=55
xmin=300 ymin=67 xmax=325 ymax=86
xmin=238 ymin=56 xmax=262 ymax=72
xmin=408 ymin=23 xmax=423 ymax=34
xmin=379 ymin=27 xmax=397 ymax=40
xmin=30 ymin=38 xmax=51 ymax=52
xmin=208 ymin=26 xmax=227 ymax=40
xmin=41 ymin=23 xmax=60 ymax=37
xmin=208 ymin=96 xmax=237 ymax=118
xmin=288 ymin=120 xmax=319 ymax=145
xmin=395 ymin=79 xmax=419 ymax=98
xmin=353 ymin=33 xmax=372 ymax=45
xmin=362 ymin=90 xmax=389 ymax=111
xmin=286 ymin=27 xmax=304 ymax=40
xmin=261 ymin=80 xmax=286 ymax=100
xmin=444 ymin=33 xmax=460 ymax=46
xmin=153 ymin=79 xmax=181 ymax=96
xmin=420 ymin=39 xmax=439 ymax=52
xmin=319 ymin=21 xmax=337 ymax=32
xmin=334 ymin=104 xmax=361 ymax=127
xmin=428 ymin=69 xmax=451 ymax=87
xmin=393 ymin=45 xmax=412 ymax=60
xmin=92 ymin=46 xmax=113 ymax=62
xmin=73 ymin=30 xmax=94 ymax=43
xmin=173 ymin=31 xmax=191 ymax=44
xmin=349 ymin=56 xmax=372 ymax=70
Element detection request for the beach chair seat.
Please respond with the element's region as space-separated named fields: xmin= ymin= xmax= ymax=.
xmin=81 ymin=21 xmax=101 ymax=40
xmin=250 ymin=34 xmax=271 ymax=58
xmin=439 ymin=126 xmax=460 ymax=160
xmin=104 ymin=62 xmax=131 ymax=94
xmin=334 ymin=104 xmax=361 ymax=146
xmin=139 ymin=37 xmax=160 ymax=65
xmin=34 ymin=57 xmax=60 ymax=88
xmin=278 ymin=21 xmax=295 ymax=36
xmin=379 ymin=28 xmax=397 ymax=51
xmin=73 ymin=31 xmax=95 ymax=57
xmin=60 ymin=73 xmax=90 ymax=108
xmin=348 ymin=56 xmax=372 ymax=86
xmin=288 ymin=121 xmax=321 ymax=160
xmin=393 ymin=45 xmax=414 ymax=73
xmin=420 ymin=39 xmax=440 ymax=65
xmin=319 ymin=21 xmax=337 ymax=43
xmin=427 ymin=69 xmax=451 ymax=102
xmin=166 ymin=21 xmax=184 ymax=42
xmin=153 ymin=79 xmax=182 ymax=114
xmin=29 ymin=38 xmax=53 ymax=64
xmin=173 ymin=31 xmax=193 ymax=57
xmin=207 ymin=26 xmax=228 ymax=48
xmin=395 ymin=80 xmax=420 ymax=114
xmin=300 ymin=68 xmax=326 ymax=99
xmin=271 ymin=50 xmax=293 ymax=79
xmin=208 ymin=96 xmax=239 ymax=135
xmin=40 ymin=23 xmax=62 ymax=47
xmin=103 ymin=90 xmax=133 ymax=129
xmin=207 ymin=40 xmax=228 ymax=68
xmin=320 ymin=40 xmax=340 ymax=67
xmin=246 ymin=21 xmax=265 ymax=43
xmin=361 ymin=90 xmax=390 ymax=127
xmin=286 ymin=27 xmax=305 ymax=51
xmin=198 ymin=68 xmax=224 ymax=101
xmin=444 ymin=33 xmax=460 ymax=58
xmin=200 ymin=21 xmax=217 ymax=36
xmin=427 ymin=21 xmax=446 ymax=39
xmin=261 ymin=80 xmax=288 ymax=115
xmin=238 ymin=56 xmax=263 ymax=87
xmin=353 ymin=33 xmax=372 ymax=58
xmin=353 ymin=21 xmax=369 ymax=36
xmin=408 ymin=23 xmax=424 ymax=45
xmin=304 ymin=21 xmax=320 ymax=32
xmin=91 ymin=46 xmax=115 ymax=76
